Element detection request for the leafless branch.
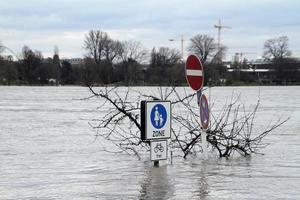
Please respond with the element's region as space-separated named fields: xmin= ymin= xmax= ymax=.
xmin=86 ymin=86 xmax=289 ymax=159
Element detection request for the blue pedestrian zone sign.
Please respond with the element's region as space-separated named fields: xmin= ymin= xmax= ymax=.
xmin=141 ymin=101 xmax=171 ymax=141
xmin=150 ymin=104 xmax=167 ymax=129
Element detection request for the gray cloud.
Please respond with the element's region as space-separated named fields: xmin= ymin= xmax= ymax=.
xmin=0 ymin=0 xmax=299 ymax=59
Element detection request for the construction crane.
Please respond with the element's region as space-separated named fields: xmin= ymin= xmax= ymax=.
xmin=214 ymin=19 xmax=231 ymax=50
xmin=169 ymin=35 xmax=189 ymax=60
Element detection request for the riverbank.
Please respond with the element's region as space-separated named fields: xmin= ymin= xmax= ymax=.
xmin=1 ymin=80 xmax=300 ymax=87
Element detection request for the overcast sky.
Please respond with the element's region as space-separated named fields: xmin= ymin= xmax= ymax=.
xmin=0 ymin=0 xmax=299 ymax=60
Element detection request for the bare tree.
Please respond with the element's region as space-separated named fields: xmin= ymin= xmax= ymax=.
xmin=87 ymin=86 xmax=288 ymax=159
xmin=84 ymin=30 xmax=124 ymax=64
xmin=149 ymin=47 xmax=182 ymax=84
xmin=121 ymin=40 xmax=148 ymax=63
xmin=210 ymin=45 xmax=227 ymax=64
xmin=150 ymin=47 xmax=181 ymax=67
xmin=171 ymin=92 xmax=288 ymax=158
xmin=263 ymin=36 xmax=294 ymax=83
xmin=87 ymin=87 xmax=145 ymax=158
xmin=53 ymin=46 xmax=60 ymax=85
xmin=83 ymin=30 xmax=126 ymax=84
xmin=263 ymin=36 xmax=291 ymax=62
xmin=188 ymin=34 xmax=219 ymax=63
xmin=118 ymin=40 xmax=147 ymax=85
xmin=21 ymin=46 xmax=43 ymax=84
xmin=84 ymin=30 xmax=110 ymax=64
xmin=103 ymin=39 xmax=123 ymax=64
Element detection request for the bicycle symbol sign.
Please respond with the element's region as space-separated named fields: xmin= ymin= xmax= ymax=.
xmin=154 ymin=143 xmax=164 ymax=153
xmin=150 ymin=104 xmax=167 ymax=129
xmin=150 ymin=140 xmax=167 ymax=161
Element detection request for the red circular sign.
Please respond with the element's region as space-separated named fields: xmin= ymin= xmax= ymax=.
xmin=200 ymin=94 xmax=209 ymax=129
xmin=185 ymin=54 xmax=204 ymax=91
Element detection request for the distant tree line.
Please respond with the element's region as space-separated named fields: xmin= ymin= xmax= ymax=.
xmin=0 ymin=33 xmax=299 ymax=86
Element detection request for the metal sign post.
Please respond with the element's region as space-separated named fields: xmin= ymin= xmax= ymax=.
xmin=201 ymin=129 xmax=208 ymax=157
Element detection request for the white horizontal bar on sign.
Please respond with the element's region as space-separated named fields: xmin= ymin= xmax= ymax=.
xmin=186 ymin=69 xmax=203 ymax=76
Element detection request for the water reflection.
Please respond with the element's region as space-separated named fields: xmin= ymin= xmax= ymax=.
xmin=139 ymin=163 xmax=174 ymax=200
xmin=193 ymin=160 xmax=210 ymax=199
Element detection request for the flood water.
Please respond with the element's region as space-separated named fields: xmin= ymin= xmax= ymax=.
xmin=1 ymin=86 xmax=300 ymax=199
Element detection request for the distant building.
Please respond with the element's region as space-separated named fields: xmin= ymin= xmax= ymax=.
xmin=226 ymin=57 xmax=300 ymax=84
xmin=61 ymin=58 xmax=84 ymax=65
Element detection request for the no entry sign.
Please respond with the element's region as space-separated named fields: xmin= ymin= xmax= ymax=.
xmin=200 ymin=94 xmax=209 ymax=130
xmin=185 ymin=54 xmax=204 ymax=91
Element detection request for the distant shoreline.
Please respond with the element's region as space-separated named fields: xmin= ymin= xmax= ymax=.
xmin=1 ymin=82 xmax=300 ymax=87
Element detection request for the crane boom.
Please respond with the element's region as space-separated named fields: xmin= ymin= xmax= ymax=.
xmin=214 ymin=19 xmax=231 ymax=50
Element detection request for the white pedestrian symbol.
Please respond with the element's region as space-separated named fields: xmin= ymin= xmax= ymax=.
xmin=154 ymin=107 xmax=160 ymax=127
xmin=159 ymin=114 xmax=164 ymax=126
